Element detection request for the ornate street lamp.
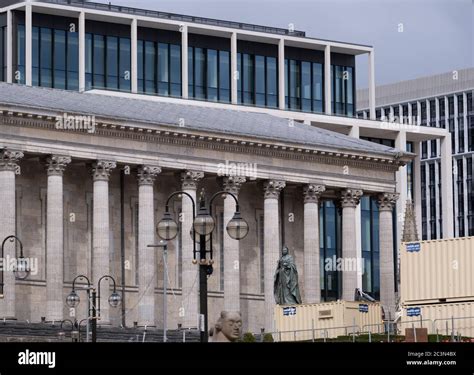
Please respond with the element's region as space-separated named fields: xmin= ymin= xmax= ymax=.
xmin=1 ymin=235 xmax=30 ymax=284
xmin=156 ymin=188 xmax=248 ymax=342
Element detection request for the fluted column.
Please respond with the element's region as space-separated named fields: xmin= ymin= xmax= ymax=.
xmin=181 ymin=171 xmax=204 ymax=328
xmin=137 ymin=166 xmax=161 ymax=326
xmin=0 ymin=150 xmax=23 ymax=319
xmin=91 ymin=160 xmax=116 ymax=324
xmin=263 ymin=180 xmax=285 ymax=332
xmin=377 ymin=192 xmax=399 ymax=319
xmin=222 ymin=176 xmax=246 ymax=312
xmin=45 ymin=155 xmax=71 ymax=321
xmin=340 ymin=189 xmax=363 ymax=301
xmin=303 ymin=184 xmax=325 ymax=304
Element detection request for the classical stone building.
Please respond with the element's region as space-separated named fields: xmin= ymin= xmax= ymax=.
xmin=0 ymin=0 xmax=418 ymax=334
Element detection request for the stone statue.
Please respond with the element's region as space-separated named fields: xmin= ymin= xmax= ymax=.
xmin=274 ymin=245 xmax=302 ymax=305
xmin=209 ymin=311 xmax=242 ymax=342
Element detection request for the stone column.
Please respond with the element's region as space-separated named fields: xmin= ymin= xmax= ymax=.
xmin=303 ymin=184 xmax=325 ymax=304
xmin=263 ymin=180 xmax=285 ymax=332
xmin=91 ymin=160 xmax=116 ymax=324
xmin=137 ymin=166 xmax=161 ymax=326
xmin=45 ymin=155 xmax=71 ymax=321
xmin=181 ymin=171 xmax=204 ymax=328
xmin=377 ymin=192 xmax=399 ymax=319
xmin=222 ymin=176 xmax=246 ymax=312
xmin=0 ymin=150 xmax=23 ymax=319
xmin=340 ymin=189 xmax=363 ymax=301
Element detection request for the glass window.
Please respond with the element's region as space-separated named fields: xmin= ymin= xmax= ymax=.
xmin=289 ymin=59 xmax=300 ymax=109
xmin=85 ymin=33 xmax=92 ymax=90
xmin=237 ymin=52 xmax=242 ymax=104
xmin=218 ymin=50 xmax=230 ymax=102
xmin=242 ymin=53 xmax=254 ymax=104
xmin=266 ymin=57 xmax=277 ymax=108
xmin=67 ymin=31 xmax=79 ymax=90
xmin=0 ymin=27 xmax=3 ymax=81
xmin=144 ymin=41 xmax=155 ymax=93
xmin=106 ymin=36 xmax=118 ymax=90
xmin=206 ymin=49 xmax=218 ymax=101
xmin=119 ymin=37 xmax=131 ymax=91
xmin=301 ymin=61 xmax=311 ymax=112
xmin=158 ymin=43 xmax=169 ymax=96
xmin=312 ymin=63 xmax=323 ymax=113
xmin=32 ymin=27 xmax=39 ymax=86
xmin=194 ymin=47 xmax=205 ymax=99
xmin=170 ymin=44 xmax=181 ymax=97
xmin=93 ymin=34 xmax=105 ymax=89
xmin=53 ymin=29 xmax=66 ymax=89
xmin=188 ymin=46 xmax=193 ymax=97
xmin=255 ymin=55 xmax=265 ymax=106
xmin=39 ymin=28 xmax=52 ymax=88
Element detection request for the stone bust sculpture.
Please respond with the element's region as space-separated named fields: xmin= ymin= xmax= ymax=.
xmin=209 ymin=311 xmax=242 ymax=342
xmin=274 ymin=245 xmax=302 ymax=305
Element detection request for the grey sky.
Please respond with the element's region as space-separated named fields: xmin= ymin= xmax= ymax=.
xmin=93 ymin=0 xmax=473 ymax=88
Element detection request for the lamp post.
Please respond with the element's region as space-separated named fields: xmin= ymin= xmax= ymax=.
xmin=1 ymin=235 xmax=30 ymax=293
xmin=66 ymin=274 xmax=121 ymax=343
xmin=156 ymin=189 xmax=248 ymax=342
xmin=147 ymin=240 xmax=168 ymax=342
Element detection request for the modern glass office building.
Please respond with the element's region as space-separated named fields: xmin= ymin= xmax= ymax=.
xmin=357 ymin=69 xmax=474 ymax=240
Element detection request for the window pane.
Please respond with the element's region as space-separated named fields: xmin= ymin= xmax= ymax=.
xmin=301 ymin=61 xmax=311 ymax=112
xmin=188 ymin=46 xmax=193 ymax=96
xmin=313 ymin=63 xmax=323 ymax=113
xmin=255 ymin=55 xmax=265 ymax=106
xmin=242 ymin=54 xmax=254 ymax=104
xmin=266 ymin=56 xmax=277 ymax=108
xmin=67 ymin=31 xmax=79 ymax=90
xmin=219 ymin=50 xmax=230 ymax=102
xmin=137 ymin=40 xmax=144 ymax=92
xmin=237 ymin=52 xmax=241 ymax=103
xmin=40 ymin=28 xmax=52 ymax=69
xmin=32 ymin=27 xmax=39 ymax=85
xmin=119 ymin=37 xmax=131 ymax=91
xmin=85 ymin=33 xmax=92 ymax=90
xmin=54 ymin=29 xmax=66 ymax=71
xmin=158 ymin=43 xmax=169 ymax=95
xmin=195 ymin=48 xmax=205 ymax=99
xmin=207 ymin=49 xmax=217 ymax=101
xmin=106 ymin=36 xmax=118 ymax=89
xmin=170 ymin=44 xmax=181 ymax=97
xmin=145 ymin=41 xmax=155 ymax=93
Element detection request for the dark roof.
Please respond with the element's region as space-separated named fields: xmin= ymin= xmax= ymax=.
xmin=0 ymin=83 xmax=403 ymax=157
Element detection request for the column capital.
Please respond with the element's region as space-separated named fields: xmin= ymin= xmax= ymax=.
xmin=45 ymin=155 xmax=71 ymax=176
xmin=0 ymin=149 xmax=24 ymax=172
xmin=222 ymin=176 xmax=246 ymax=196
xmin=137 ymin=165 xmax=161 ymax=186
xmin=377 ymin=192 xmax=399 ymax=211
xmin=263 ymin=180 xmax=286 ymax=199
xmin=303 ymin=184 xmax=325 ymax=204
xmin=340 ymin=189 xmax=363 ymax=208
xmin=181 ymin=170 xmax=204 ymax=190
xmin=92 ymin=160 xmax=116 ymax=181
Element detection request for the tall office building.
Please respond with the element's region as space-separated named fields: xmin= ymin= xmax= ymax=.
xmin=0 ymin=0 xmax=440 ymax=333
xmin=357 ymin=68 xmax=474 ymax=240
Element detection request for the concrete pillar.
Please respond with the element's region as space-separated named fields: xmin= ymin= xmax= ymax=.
xmin=340 ymin=189 xmax=362 ymax=301
xmin=25 ymin=3 xmax=32 ymax=86
xmin=181 ymin=25 xmax=188 ymax=99
xmin=278 ymin=39 xmax=285 ymax=110
xmin=377 ymin=192 xmax=399 ymax=319
xmin=263 ymin=180 xmax=285 ymax=332
xmin=222 ymin=176 xmax=246 ymax=312
xmin=181 ymin=171 xmax=204 ymax=328
xmin=91 ymin=160 xmax=116 ymax=324
xmin=303 ymin=184 xmax=325 ymax=304
xmin=231 ymin=32 xmax=238 ymax=104
xmin=131 ymin=18 xmax=138 ymax=94
xmin=6 ymin=10 xmax=12 ymax=84
xmin=78 ymin=12 xmax=85 ymax=92
xmin=137 ymin=166 xmax=161 ymax=326
xmin=0 ymin=150 xmax=23 ymax=319
xmin=324 ymin=45 xmax=331 ymax=115
xmin=45 ymin=155 xmax=71 ymax=321
xmin=441 ymin=135 xmax=454 ymax=238
xmin=395 ymin=131 xmax=407 ymax=245
xmin=368 ymin=50 xmax=376 ymax=120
